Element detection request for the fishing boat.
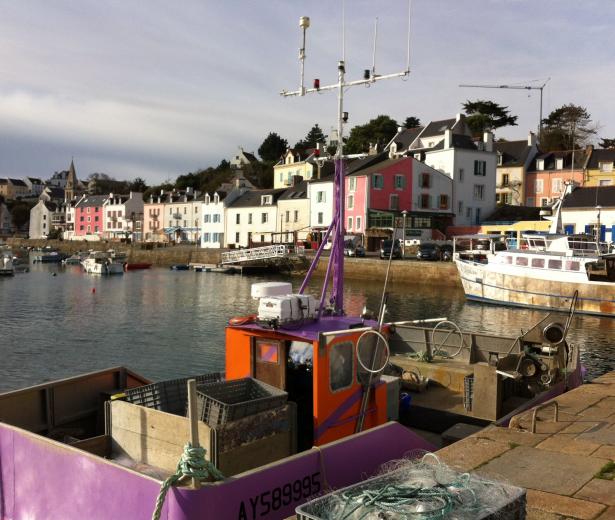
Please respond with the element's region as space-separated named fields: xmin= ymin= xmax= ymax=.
xmin=0 ymin=248 xmax=15 ymax=276
xmin=124 ymin=262 xmax=152 ymax=271
xmin=454 ymin=190 xmax=615 ymax=316
xmin=0 ymin=14 xmax=583 ymax=520
xmin=82 ymin=252 xmax=124 ymax=275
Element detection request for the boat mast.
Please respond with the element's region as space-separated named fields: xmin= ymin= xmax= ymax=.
xmin=281 ymin=3 xmax=412 ymax=315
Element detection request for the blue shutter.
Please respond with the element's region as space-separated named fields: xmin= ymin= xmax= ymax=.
xmin=584 ymin=225 xmax=591 ymax=235
xmin=601 ymin=225 xmax=606 ymax=242
xmin=611 ymin=225 xmax=615 ymax=243
xmin=564 ymin=225 xmax=574 ymax=235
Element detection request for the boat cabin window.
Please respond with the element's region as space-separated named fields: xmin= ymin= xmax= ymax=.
xmin=531 ymin=258 xmax=545 ymax=268
xmin=330 ymin=341 xmax=354 ymax=392
xmin=548 ymin=259 xmax=562 ymax=269
xmin=504 ymin=255 xmax=513 ymax=264
xmin=288 ymin=341 xmax=313 ymax=367
xmin=565 ymin=260 xmax=580 ymax=271
xmin=256 ymin=341 xmax=280 ymax=364
xmin=516 ymin=256 xmax=528 ymax=266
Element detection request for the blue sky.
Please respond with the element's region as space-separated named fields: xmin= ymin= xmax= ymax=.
xmin=1 ymin=0 xmax=614 ymax=183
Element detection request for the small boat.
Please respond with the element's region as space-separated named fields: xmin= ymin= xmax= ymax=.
xmin=33 ymin=250 xmax=65 ymax=263
xmin=170 ymin=264 xmax=190 ymax=270
xmin=62 ymin=254 xmax=85 ymax=265
xmin=82 ymin=252 xmax=124 ymax=275
xmin=124 ymin=262 xmax=152 ymax=271
xmin=0 ymin=248 xmax=15 ymax=276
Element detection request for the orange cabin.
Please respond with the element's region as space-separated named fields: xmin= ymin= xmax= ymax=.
xmin=225 ymin=316 xmax=390 ymax=450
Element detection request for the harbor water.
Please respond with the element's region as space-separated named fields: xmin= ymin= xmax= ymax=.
xmin=1 ymin=261 xmax=615 ymax=392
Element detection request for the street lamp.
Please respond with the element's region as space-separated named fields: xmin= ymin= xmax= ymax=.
xmin=401 ymin=210 xmax=408 ymax=258
xmin=596 ymin=205 xmax=602 ymax=244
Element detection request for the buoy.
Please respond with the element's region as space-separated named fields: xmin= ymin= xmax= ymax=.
xmin=228 ymin=314 xmax=257 ymax=326
xmin=52 ymin=273 xmax=57 ymax=277
xmin=92 ymin=287 xmax=96 ymax=293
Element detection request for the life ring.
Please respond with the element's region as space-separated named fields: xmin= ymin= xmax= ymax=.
xmin=228 ymin=314 xmax=257 ymax=326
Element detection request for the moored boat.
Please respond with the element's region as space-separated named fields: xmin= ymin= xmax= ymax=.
xmin=0 ymin=248 xmax=15 ymax=276
xmin=82 ymin=252 xmax=124 ymax=275
xmin=124 ymin=262 xmax=152 ymax=271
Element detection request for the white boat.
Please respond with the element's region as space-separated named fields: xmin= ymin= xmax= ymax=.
xmin=82 ymin=252 xmax=124 ymax=275
xmin=0 ymin=248 xmax=15 ymax=276
xmin=454 ymin=193 xmax=615 ymax=316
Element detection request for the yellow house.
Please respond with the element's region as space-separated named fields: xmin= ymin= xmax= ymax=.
xmin=0 ymin=178 xmax=29 ymax=200
xmin=479 ymin=204 xmax=550 ymax=241
xmin=584 ymin=147 xmax=615 ymax=187
xmin=273 ymin=150 xmax=320 ymax=189
xmin=494 ymin=133 xmax=538 ymax=206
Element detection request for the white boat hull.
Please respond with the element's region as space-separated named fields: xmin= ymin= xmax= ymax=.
xmin=82 ymin=259 xmax=124 ymax=275
xmin=455 ymin=258 xmax=615 ymax=316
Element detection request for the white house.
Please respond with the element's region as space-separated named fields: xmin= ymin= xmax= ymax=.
xmin=225 ymin=189 xmax=286 ymax=248
xmin=103 ymin=192 xmax=144 ymax=241
xmin=389 ymin=114 xmax=497 ymax=226
xmin=201 ymin=184 xmax=250 ymax=249
xmin=29 ymin=200 xmax=65 ymax=239
xmin=23 ymin=177 xmax=45 ymax=198
xmin=307 ymin=177 xmax=334 ymax=242
xmin=230 ymin=146 xmax=258 ymax=170
xmin=162 ymin=189 xmax=201 ymax=243
xmin=277 ymin=180 xmax=310 ymax=243
xmin=561 ymin=186 xmax=615 ymax=242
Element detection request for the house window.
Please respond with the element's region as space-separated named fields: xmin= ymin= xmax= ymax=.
xmin=475 ymin=208 xmax=481 ymax=225
xmin=599 ymin=162 xmax=614 ymax=172
xmin=95 ymin=216 xmax=99 ymax=222
xmin=458 ymin=201 xmax=463 ymax=214
xmin=372 ymin=174 xmax=384 ymax=189
xmin=348 ymin=217 xmax=353 ymax=230
xmin=183 ymin=220 xmax=187 ymax=227
xmin=502 ymin=174 xmax=509 ymax=187
xmin=419 ymin=194 xmax=430 ymax=209
xmin=317 ymin=191 xmax=326 ymax=203
xmin=474 ymin=160 xmax=486 ymax=176
xmin=261 ymin=213 xmax=268 ymax=223
xmin=318 ymin=212 xmax=323 ymax=224
xmin=214 ymin=194 xmax=219 ymax=204
xmin=87 ymin=216 xmax=91 ymax=222
xmin=459 ymin=168 xmax=464 ymax=182
xmin=87 ymin=207 xmax=91 ymax=213
xmin=556 ymin=158 xmax=564 ymax=170
xmin=541 ymin=198 xmax=549 ymax=207
xmin=261 ymin=234 xmax=265 ymax=242
xmin=537 ymin=159 xmax=545 ymax=170
xmin=466 ymin=207 xmax=472 ymax=219
xmin=236 ymin=214 xmax=240 ymax=224
xmin=204 ymin=233 xmax=210 ymax=242
xmin=261 ymin=195 xmax=272 ymax=205
xmin=552 ymin=178 xmax=563 ymax=193
xmin=285 ymin=210 xmax=290 ymax=223
xmin=294 ymin=210 xmax=298 ymax=222
xmin=183 ymin=207 xmax=187 ymax=214
xmin=356 ymin=216 xmax=362 ymax=231
xmin=205 ymin=195 xmax=210 ymax=204
xmin=235 ymin=232 xmax=240 ymax=243
xmin=204 ymin=214 xmax=210 ymax=223
xmin=439 ymin=194 xmax=449 ymax=209
xmin=87 ymin=225 xmax=91 ymax=232
xmin=473 ymin=184 xmax=484 ymax=201
xmin=80 ymin=225 xmax=84 ymax=231
xmin=213 ymin=232 xmax=219 ymax=242
xmin=248 ymin=213 xmax=252 ymax=224
xmin=118 ymin=211 xmax=122 ymax=217
xmin=349 ymin=177 xmax=356 ymax=191
xmin=394 ymin=175 xmax=405 ymax=190
xmin=420 ymin=173 xmax=430 ymax=188
xmin=347 ymin=195 xmax=354 ymax=209
xmin=389 ymin=194 xmax=399 ymax=210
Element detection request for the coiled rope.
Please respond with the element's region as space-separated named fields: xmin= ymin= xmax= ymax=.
xmin=151 ymin=442 xmax=224 ymax=520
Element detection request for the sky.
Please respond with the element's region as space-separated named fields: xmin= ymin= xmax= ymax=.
xmin=1 ymin=0 xmax=614 ymax=184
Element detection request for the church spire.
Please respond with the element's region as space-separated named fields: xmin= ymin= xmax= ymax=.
xmin=65 ymin=158 xmax=78 ymax=201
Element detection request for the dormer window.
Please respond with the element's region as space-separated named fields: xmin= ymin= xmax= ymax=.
xmin=205 ymin=194 xmax=210 ymax=204
xmin=261 ymin=195 xmax=273 ymax=205
xmin=537 ymin=159 xmax=545 ymax=171
xmin=214 ymin=194 xmax=219 ymax=204
xmin=600 ymin=162 xmax=614 ymax=173
xmin=556 ymin=158 xmax=564 ymax=170
xmin=497 ymin=153 xmax=503 ymax=166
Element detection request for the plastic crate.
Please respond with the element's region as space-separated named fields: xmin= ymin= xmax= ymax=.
xmin=196 ymin=377 xmax=287 ymax=427
xmin=123 ymin=373 xmax=224 ymax=415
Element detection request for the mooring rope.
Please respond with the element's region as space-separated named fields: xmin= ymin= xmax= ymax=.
xmin=151 ymin=442 xmax=224 ymax=520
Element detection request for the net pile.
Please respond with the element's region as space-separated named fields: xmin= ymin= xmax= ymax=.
xmin=298 ymin=453 xmax=525 ymax=520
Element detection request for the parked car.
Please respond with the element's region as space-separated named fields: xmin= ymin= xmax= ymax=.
xmin=417 ymin=243 xmax=443 ymax=261
xmin=344 ymin=241 xmax=365 ymax=257
xmin=440 ymin=244 xmax=454 ymax=261
xmin=380 ymin=239 xmax=402 ymax=259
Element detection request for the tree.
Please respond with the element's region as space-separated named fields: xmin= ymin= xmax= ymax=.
xmin=258 ymin=132 xmax=288 ymax=162
xmin=294 ymin=124 xmax=328 ymax=157
xmin=599 ymin=138 xmax=615 ymax=149
xmin=344 ymin=115 xmax=399 ymax=154
xmin=540 ymin=104 xmax=597 ymax=151
xmin=404 ymin=116 xmax=421 ymax=129
xmin=128 ymin=177 xmax=148 ymax=192
xmin=217 ymin=159 xmax=231 ymax=170
xmin=9 ymin=203 xmax=30 ymax=230
xmin=462 ymin=100 xmax=518 ymax=136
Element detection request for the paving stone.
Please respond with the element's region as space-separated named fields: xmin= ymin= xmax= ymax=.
xmin=475 ymin=425 xmax=548 ymax=447
xmin=595 ymin=506 xmax=615 ymax=519
xmin=579 ymin=406 xmax=615 ymax=420
xmin=593 ymin=445 xmax=615 ymax=460
xmin=526 ymin=489 xmax=606 ymax=519
xmin=575 ymin=478 xmax=615 ymax=506
xmin=477 ymin=446 xmax=605 ymax=496
xmin=536 ymin=435 xmax=601 ymax=456
xmin=559 ymin=420 xmax=604 ymax=435
xmin=594 ymin=397 xmax=615 ymax=408
xmin=579 ymin=422 xmax=615 ymax=445
xmin=526 ymin=508 xmax=564 ymax=520
xmin=435 ymin=436 xmax=511 ymax=472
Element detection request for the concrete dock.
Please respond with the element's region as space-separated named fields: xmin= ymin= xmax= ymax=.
xmin=437 ymin=371 xmax=615 ymax=519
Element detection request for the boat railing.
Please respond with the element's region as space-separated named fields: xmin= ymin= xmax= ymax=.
xmin=507 ymin=235 xmax=609 ymax=257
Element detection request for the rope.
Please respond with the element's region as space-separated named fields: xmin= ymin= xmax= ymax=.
xmin=151 ymin=443 xmax=224 ymax=520
xmin=312 ymin=445 xmax=332 ymax=492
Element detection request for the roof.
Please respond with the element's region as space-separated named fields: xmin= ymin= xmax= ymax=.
xmin=529 ymin=150 xmax=588 ymax=171
xmin=495 ymin=140 xmax=534 ymax=167
xmin=279 ymin=181 xmax=308 ymax=200
xmin=27 ymin=177 xmax=42 ymax=183
xmin=587 ymin=149 xmax=615 ymax=170
xmin=428 ymin=134 xmax=478 ymax=151
xmin=227 ymin=188 xmax=286 ymax=208
xmin=0 ymin=179 xmax=8 ymax=185
xmin=562 ymin=186 xmax=615 ymax=209
xmin=8 ymin=178 xmax=27 ymax=187
xmin=348 ymin=157 xmax=409 ymax=178
xmin=346 ymin=152 xmax=388 ymax=175
xmin=419 ymin=118 xmax=457 ymax=138
xmin=484 ymin=205 xmax=542 ymax=222
xmin=389 ymin=127 xmax=423 ymax=150
xmin=75 ymin=195 xmax=108 ymax=208
xmin=43 ymin=202 xmax=59 ymax=212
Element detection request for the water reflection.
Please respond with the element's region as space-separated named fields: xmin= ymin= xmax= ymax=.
xmin=0 ymin=264 xmax=613 ymax=392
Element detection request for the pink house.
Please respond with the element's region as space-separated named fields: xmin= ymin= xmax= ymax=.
xmin=143 ymin=192 xmax=166 ymax=242
xmin=525 ymin=150 xmax=588 ymax=207
xmin=345 ymin=155 xmax=453 ymax=250
xmin=74 ymin=195 xmax=107 ymax=237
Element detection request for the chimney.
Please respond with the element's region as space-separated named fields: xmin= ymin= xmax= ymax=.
xmin=444 ymin=129 xmax=453 ymax=149
xmin=528 ymin=131 xmax=536 ymax=147
xmin=483 ymin=132 xmax=494 ymax=152
xmin=186 ymin=187 xmax=193 ymax=195
xmin=455 ymin=113 xmax=464 ymax=122
xmin=388 ymin=143 xmax=398 ymax=159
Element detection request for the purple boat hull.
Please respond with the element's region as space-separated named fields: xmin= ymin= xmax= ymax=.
xmin=0 ymin=421 xmax=433 ymax=520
